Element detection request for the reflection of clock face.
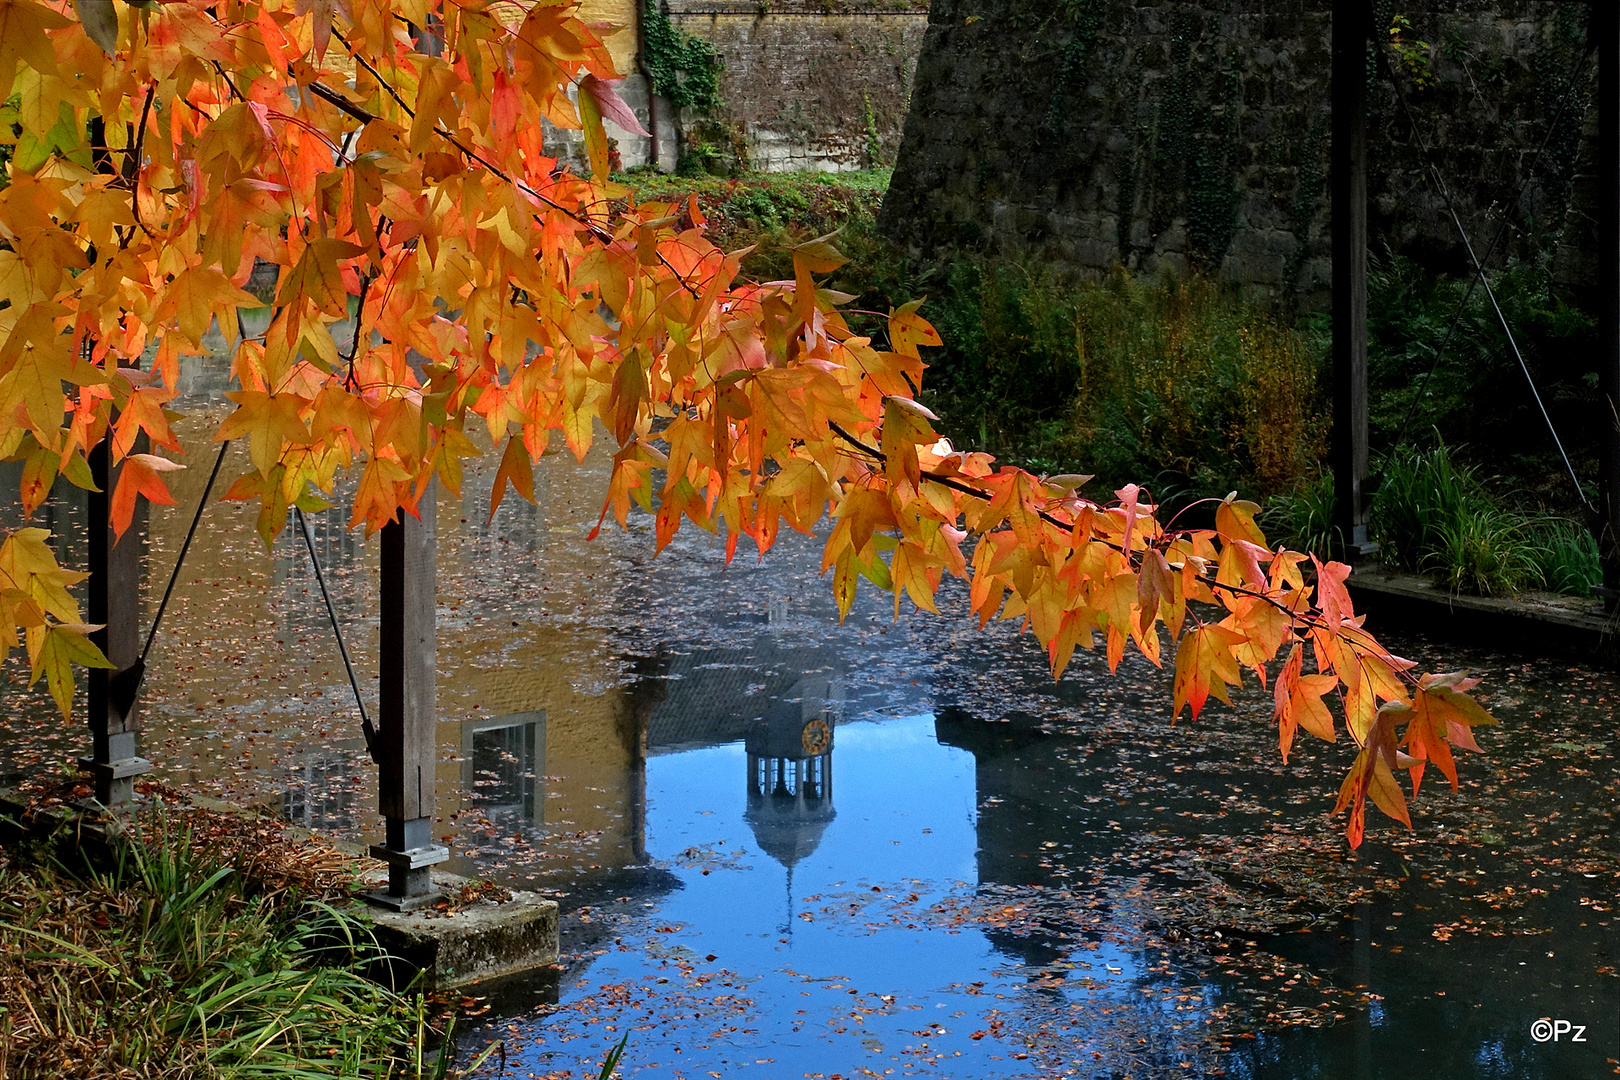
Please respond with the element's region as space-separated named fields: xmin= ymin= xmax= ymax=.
xmin=801 ymin=717 xmax=831 ymax=756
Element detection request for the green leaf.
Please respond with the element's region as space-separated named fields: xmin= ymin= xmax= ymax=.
xmin=72 ymin=0 xmax=119 ymax=57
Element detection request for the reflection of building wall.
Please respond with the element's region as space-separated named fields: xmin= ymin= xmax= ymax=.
xmin=434 ymin=644 xmax=661 ymax=877
xmin=934 ymin=707 xmax=1064 ymax=887
xmin=282 ymin=748 xmax=362 ymax=832
xmin=934 ymin=706 xmax=1088 ymax=969
xmin=649 ymin=644 xmax=844 ymax=754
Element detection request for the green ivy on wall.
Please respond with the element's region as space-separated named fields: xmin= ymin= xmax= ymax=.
xmin=644 ymin=0 xmax=723 ymax=113
xmin=1039 ymin=0 xmax=1104 ymax=138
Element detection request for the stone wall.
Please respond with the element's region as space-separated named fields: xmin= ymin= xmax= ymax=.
xmin=667 ymin=0 xmax=930 ymax=171
xmin=880 ymin=0 xmax=1595 ymax=307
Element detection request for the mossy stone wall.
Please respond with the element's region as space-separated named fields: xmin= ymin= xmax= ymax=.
xmin=881 ymin=1 xmax=1594 ymax=309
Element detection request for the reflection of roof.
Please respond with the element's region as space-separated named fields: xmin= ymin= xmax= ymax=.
xmin=745 ymin=797 xmax=836 ymax=868
xmin=645 ymin=640 xmax=843 ymax=753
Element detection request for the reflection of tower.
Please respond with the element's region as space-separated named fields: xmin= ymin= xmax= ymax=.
xmin=745 ymin=698 xmax=836 ymax=939
xmin=744 ymin=702 xmax=836 ymax=871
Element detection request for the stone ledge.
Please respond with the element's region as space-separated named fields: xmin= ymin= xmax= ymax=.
xmin=347 ymin=867 xmax=560 ymax=991
xmin=1347 ymin=563 xmax=1620 ymax=663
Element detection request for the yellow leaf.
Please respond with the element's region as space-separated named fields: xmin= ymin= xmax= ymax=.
xmin=30 ymin=622 xmax=113 ymax=719
xmin=1172 ymin=623 xmax=1246 ymax=720
xmin=489 ymin=435 xmax=536 ymax=520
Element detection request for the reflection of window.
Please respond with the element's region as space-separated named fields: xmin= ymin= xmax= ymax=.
xmin=282 ymin=751 xmax=359 ymax=832
xmin=751 ymin=754 xmax=827 ymax=800
xmin=461 ymin=711 xmax=545 ymax=827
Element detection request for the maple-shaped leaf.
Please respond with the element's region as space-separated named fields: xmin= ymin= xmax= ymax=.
xmin=109 ymin=453 xmax=183 ymax=538
xmin=1398 ymin=671 xmax=1496 ymax=793
xmin=217 ymin=392 xmax=313 ymax=478
xmin=489 ymin=435 xmax=537 ymax=520
xmin=879 ymin=395 xmax=937 ymax=492
xmin=276 ymin=239 xmax=364 ymax=322
xmin=0 ymin=2 xmax=69 ymax=99
xmin=1214 ymin=495 xmax=1266 ymax=546
xmin=1311 ymin=554 xmax=1355 ymax=629
xmin=0 ymin=526 xmax=85 ymax=625
xmin=1273 ymin=642 xmax=1338 ymax=761
xmin=30 ymin=622 xmax=113 ymax=718
xmin=1172 ymin=623 xmax=1247 ymax=720
xmin=159 ymin=267 xmax=261 ymax=347
xmin=888 ymin=299 xmax=941 ymax=360
xmin=1334 ymin=705 xmax=1410 ymax=846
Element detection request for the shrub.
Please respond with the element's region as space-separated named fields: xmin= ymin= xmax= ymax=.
xmin=921 ymin=263 xmax=1329 ymax=503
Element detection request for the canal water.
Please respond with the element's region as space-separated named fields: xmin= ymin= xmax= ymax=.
xmin=0 ymin=352 xmax=1614 ymax=1078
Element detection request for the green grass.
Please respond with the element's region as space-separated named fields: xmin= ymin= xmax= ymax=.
xmin=1262 ymin=472 xmax=1337 ymax=557
xmin=1368 ymin=442 xmax=1600 ymax=598
xmin=0 ymin=804 xmax=496 ymax=1079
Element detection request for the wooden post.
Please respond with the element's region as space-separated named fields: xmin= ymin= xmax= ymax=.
xmin=84 ymin=438 xmax=152 ymax=804
xmin=1596 ymin=1 xmax=1620 ymax=609
xmin=365 ymin=483 xmax=448 ymax=910
xmin=1331 ymin=0 xmax=1376 ymax=561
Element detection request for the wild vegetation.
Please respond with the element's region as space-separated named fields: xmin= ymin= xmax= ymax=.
xmin=0 ymin=801 xmax=495 ymax=1078
xmin=634 ymin=173 xmax=1601 ymax=601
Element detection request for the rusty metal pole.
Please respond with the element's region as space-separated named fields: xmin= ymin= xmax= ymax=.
xmin=1331 ymin=0 xmax=1375 ymax=562
xmin=1596 ymin=1 xmax=1620 ymax=609
xmin=84 ymin=437 xmax=153 ymax=806
xmin=365 ymin=483 xmax=448 ymax=910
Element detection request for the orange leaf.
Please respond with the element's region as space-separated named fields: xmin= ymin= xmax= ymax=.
xmin=489 ymin=434 xmax=536 ymax=522
xmin=109 ymin=453 xmax=183 ymax=539
xmin=1172 ymin=623 xmax=1247 ymax=721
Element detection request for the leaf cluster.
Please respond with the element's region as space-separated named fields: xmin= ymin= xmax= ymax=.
xmin=0 ymin=0 xmax=1497 ymax=846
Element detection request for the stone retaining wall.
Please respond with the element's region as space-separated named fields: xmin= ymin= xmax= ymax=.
xmin=881 ymin=1 xmax=1595 ymax=308
xmin=667 ymin=0 xmax=929 ymax=171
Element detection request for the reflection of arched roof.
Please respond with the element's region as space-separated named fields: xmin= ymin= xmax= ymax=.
xmin=646 ymin=640 xmax=843 ymax=753
xmin=745 ymin=799 xmax=835 ymax=868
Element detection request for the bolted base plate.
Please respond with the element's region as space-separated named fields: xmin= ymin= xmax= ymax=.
xmin=360 ymin=886 xmax=449 ymax=913
xmin=78 ymin=755 xmax=153 ymax=782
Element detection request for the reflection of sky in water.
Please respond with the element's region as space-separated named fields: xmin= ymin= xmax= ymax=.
xmin=0 ymin=349 xmax=1613 ymax=1077
xmin=480 ymin=714 xmax=1202 ymax=1078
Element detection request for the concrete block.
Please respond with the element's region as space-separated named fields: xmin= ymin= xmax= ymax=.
xmin=356 ymin=870 xmax=560 ymax=990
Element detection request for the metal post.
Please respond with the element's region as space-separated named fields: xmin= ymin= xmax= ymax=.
xmin=365 ymin=483 xmax=448 ymax=910
xmin=84 ymin=437 xmax=152 ymax=805
xmin=1331 ymin=0 xmax=1376 ymax=561
xmin=1596 ymin=1 xmax=1620 ymax=609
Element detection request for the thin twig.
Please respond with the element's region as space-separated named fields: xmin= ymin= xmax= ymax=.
xmin=120 ymin=85 xmax=156 ymax=248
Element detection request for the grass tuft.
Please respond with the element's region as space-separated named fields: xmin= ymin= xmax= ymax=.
xmin=0 ymin=801 xmax=494 ymax=1079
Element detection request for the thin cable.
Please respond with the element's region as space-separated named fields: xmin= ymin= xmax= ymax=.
xmin=1381 ymin=32 xmax=1594 ymax=509
xmin=294 ymin=505 xmax=380 ymax=761
xmin=1381 ymin=39 xmax=1596 ymax=461
xmin=139 ymin=440 xmax=230 ymax=667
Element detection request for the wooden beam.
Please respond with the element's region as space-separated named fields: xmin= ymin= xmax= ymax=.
xmin=368 ymin=483 xmax=448 ymax=908
xmin=1596 ymin=1 xmax=1620 ymax=608
xmin=1331 ymin=0 xmax=1374 ymax=560
xmin=84 ymin=435 xmax=152 ymax=804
